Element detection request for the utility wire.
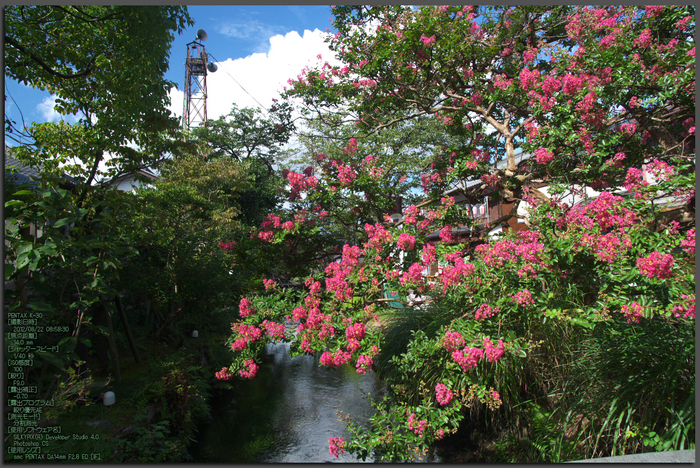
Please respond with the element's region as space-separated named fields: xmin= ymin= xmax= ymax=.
xmin=207 ymin=52 xmax=269 ymax=113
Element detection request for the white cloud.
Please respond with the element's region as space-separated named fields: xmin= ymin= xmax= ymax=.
xmin=217 ymin=20 xmax=286 ymax=54
xmin=36 ymin=95 xmax=80 ymax=124
xmin=170 ymin=28 xmax=341 ymax=125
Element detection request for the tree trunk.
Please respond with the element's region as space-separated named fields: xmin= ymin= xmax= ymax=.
xmin=102 ymin=301 xmax=121 ymax=384
xmin=115 ymin=295 xmax=141 ymax=364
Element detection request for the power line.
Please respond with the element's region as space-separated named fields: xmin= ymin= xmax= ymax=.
xmin=207 ymin=52 xmax=269 ymax=113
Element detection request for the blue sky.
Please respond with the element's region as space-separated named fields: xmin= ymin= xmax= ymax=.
xmin=4 ymin=5 xmax=339 ymax=147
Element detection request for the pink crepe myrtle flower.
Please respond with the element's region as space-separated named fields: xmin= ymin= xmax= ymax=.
xmin=475 ymin=303 xmax=499 ymax=320
xmin=420 ymin=34 xmax=436 ymax=47
xmin=452 ymin=346 xmax=483 ymax=372
xmin=328 ymin=437 xmax=346 ymax=458
xmin=535 ymin=147 xmax=554 ymax=165
xmin=397 ymin=233 xmax=416 ymax=250
xmin=262 ymin=320 xmax=286 ymax=340
xmin=238 ymin=359 xmax=259 ymax=379
xmin=439 ymin=225 xmax=454 ymax=243
xmin=356 ymin=354 xmax=373 ymax=374
xmin=435 ymin=383 xmax=453 ymax=406
xmin=258 ymin=231 xmax=273 ymax=242
xmin=672 ymin=295 xmax=695 ymax=319
xmin=512 ymin=289 xmax=535 ymax=306
xmin=215 ymin=367 xmax=233 ymax=380
xmin=443 ymin=331 xmax=465 ymax=352
xmin=633 ymin=28 xmax=653 ymax=48
xmin=637 ymin=251 xmax=674 ymax=279
xmin=231 ymin=338 xmax=247 ymax=351
xmin=408 ymin=413 xmax=428 ymax=437
xmin=236 ymin=323 xmax=263 ymax=343
xmin=621 ymin=302 xmax=644 ymax=323
xmin=219 ymin=241 xmax=237 ymax=251
xmin=645 ymin=5 xmax=663 ymax=17
xmin=239 ymin=298 xmax=254 ymax=317
xmin=680 ymin=229 xmax=695 ymax=255
xmin=517 ymin=264 xmax=538 ymax=278
xmin=483 ymin=338 xmax=505 ymax=362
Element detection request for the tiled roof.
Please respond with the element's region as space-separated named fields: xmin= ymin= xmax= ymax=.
xmin=5 ymin=151 xmax=41 ymax=186
xmin=4 ymin=148 xmax=77 ymax=187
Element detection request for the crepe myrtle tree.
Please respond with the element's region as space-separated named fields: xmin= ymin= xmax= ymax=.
xmin=219 ymin=5 xmax=695 ymax=461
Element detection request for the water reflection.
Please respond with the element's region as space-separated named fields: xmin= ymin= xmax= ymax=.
xmin=193 ymin=342 xmax=380 ymax=463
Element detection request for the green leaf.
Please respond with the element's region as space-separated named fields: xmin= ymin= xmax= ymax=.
xmin=5 ymin=263 xmax=16 ymax=280
xmin=29 ymin=301 xmax=53 ymax=312
xmin=53 ymin=217 xmax=75 ymax=228
xmin=4 ymin=200 xmax=25 ymax=208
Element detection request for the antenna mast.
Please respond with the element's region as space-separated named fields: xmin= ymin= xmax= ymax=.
xmin=183 ymin=29 xmax=217 ymax=132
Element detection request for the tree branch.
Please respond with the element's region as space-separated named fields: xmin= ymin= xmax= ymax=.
xmin=5 ymin=35 xmax=93 ymax=80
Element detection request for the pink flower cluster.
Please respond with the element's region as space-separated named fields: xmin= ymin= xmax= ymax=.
xmin=356 ymin=354 xmax=373 ymax=374
xmin=475 ymin=303 xmax=499 ymax=320
xmin=519 ymin=68 xmax=540 ymax=90
xmin=263 ymin=278 xmax=276 ymax=290
xmin=325 ymin=260 xmax=354 ymax=301
xmin=440 ymin=256 xmax=475 ymax=292
xmin=621 ymin=302 xmax=644 ymax=323
xmin=320 ymin=349 xmax=352 ymax=367
xmin=637 ymin=251 xmax=674 ymax=279
xmin=400 ymin=262 xmax=426 ymax=289
xmin=420 ymin=34 xmax=436 ymax=47
xmin=680 ymin=229 xmax=695 ymax=255
xmin=439 ymin=225 xmax=453 ymax=243
xmin=421 ymin=243 xmax=437 ymax=266
xmin=407 ymin=413 xmax=428 ymax=438
xmin=257 ymin=231 xmax=273 ymax=242
xmin=397 ymin=233 xmax=416 ymax=250
xmin=443 ymin=331 xmax=466 ymax=352
xmin=624 ymin=167 xmax=649 ymax=193
xmin=232 ymin=323 xmax=263 ymax=348
xmin=215 ymin=367 xmax=233 ymax=380
xmin=483 ymin=338 xmax=505 ymax=362
xmin=239 ymin=298 xmax=254 ymax=317
xmin=475 ymin=231 xmax=545 ymax=268
xmin=435 ymin=383 xmax=453 ymax=406
xmin=452 ymin=346 xmax=483 ymax=371
xmin=364 ymin=223 xmax=393 ymax=250
xmin=262 ymin=320 xmax=286 ymax=340
xmin=672 ymin=295 xmax=695 ymax=319
xmin=593 ymin=232 xmax=631 ymax=264
xmin=346 ymin=322 xmax=366 ymax=351
xmin=219 ymin=241 xmax=237 ymax=251
xmin=517 ymin=264 xmax=537 ymax=278
xmin=604 ymin=152 xmax=626 ymax=169
xmin=512 ymin=289 xmax=534 ymax=307
xmin=285 ymin=170 xmax=318 ymax=200
xmin=238 ymin=359 xmax=259 ymax=379
xmin=645 ymin=159 xmax=675 ymax=182
xmin=261 ymin=213 xmax=281 ymax=230
xmin=563 ymin=192 xmax=635 ymax=231
xmin=328 ymin=437 xmax=346 ymax=458
xmin=535 ymin=148 xmax=554 ymax=165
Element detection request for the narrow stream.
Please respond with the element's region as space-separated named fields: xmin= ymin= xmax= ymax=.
xmin=192 ymin=341 xmax=382 ymax=462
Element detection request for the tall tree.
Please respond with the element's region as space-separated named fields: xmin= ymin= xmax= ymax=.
xmin=5 ymin=5 xmax=192 ymax=189
xmin=225 ymin=5 xmax=695 ymax=461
